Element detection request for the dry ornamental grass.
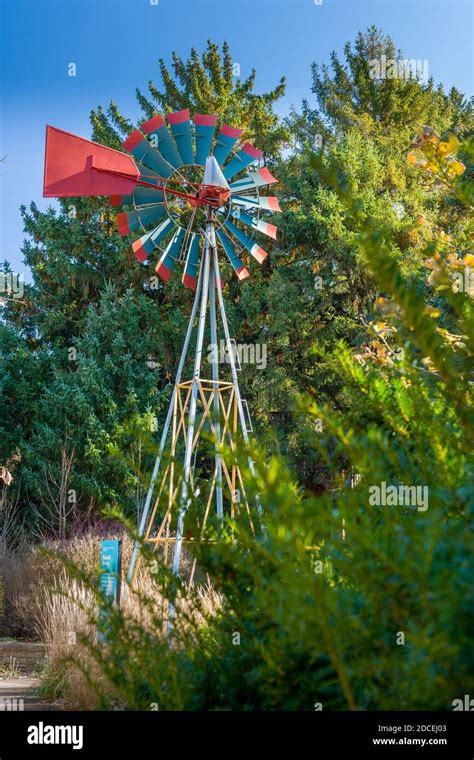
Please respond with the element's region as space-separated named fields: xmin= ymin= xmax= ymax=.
xmin=2 ymin=529 xmax=221 ymax=708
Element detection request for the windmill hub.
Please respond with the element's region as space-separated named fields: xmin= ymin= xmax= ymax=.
xmin=163 ymin=161 xmax=231 ymax=235
xmin=198 ymin=155 xmax=231 ymax=207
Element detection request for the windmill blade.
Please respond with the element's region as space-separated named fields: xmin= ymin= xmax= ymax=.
xmin=182 ymin=233 xmax=200 ymax=290
xmin=132 ymin=218 xmax=175 ymax=262
xmin=216 ymin=230 xmax=250 ymax=281
xmin=231 ymin=209 xmax=278 ymax=240
xmin=231 ymin=195 xmax=281 ymax=213
xmin=222 ymin=143 xmax=263 ymax=181
xmin=230 ymin=167 xmax=278 ymax=194
xmin=122 ymin=130 xmax=174 ymax=178
xmin=194 ymin=114 xmax=217 ymax=166
xmin=141 ymin=114 xmax=183 ymax=169
xmin=110 ymin=186 xmax=164 ymax=207
xmin=155 ymin=228 xmax=186 ymax=282
xmin=116 ymin=204 xmax=167 ymax=236
xmin=213 ymin=125 xmax=243 ymax=167
xmin=134 ymin=161 xmax=166 ymax=187
xmin=167 ymin=110 xmax=194 ymax=166
xmin=223 ymin=218 xmax=268 ymax=264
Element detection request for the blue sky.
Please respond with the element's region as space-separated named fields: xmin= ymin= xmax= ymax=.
xmin=1 ymin=0 xmax=472 ymax=279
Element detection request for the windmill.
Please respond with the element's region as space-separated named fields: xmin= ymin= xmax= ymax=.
xmin=43 ymin=111 xmax=280 ymax=586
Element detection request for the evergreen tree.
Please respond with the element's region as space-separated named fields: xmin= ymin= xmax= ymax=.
xmin=256 ymin=26 xmax=474 ymax=488
xmin=1 ymin=42 xmax=288 ymax=529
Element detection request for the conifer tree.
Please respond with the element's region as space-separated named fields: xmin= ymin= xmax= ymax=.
xmin=1 ymin=42 xmax=287 ymax=527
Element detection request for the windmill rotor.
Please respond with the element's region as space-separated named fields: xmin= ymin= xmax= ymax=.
xmin=118 ymin=110 xmax=280 ymax=288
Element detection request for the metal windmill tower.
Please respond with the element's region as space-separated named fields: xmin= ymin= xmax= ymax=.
xmin=43 ymin=111 xmax=280 ymax=585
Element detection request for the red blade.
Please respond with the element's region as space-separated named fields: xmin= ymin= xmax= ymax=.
xmin=43 ymin=125 xmax=140 ymax=197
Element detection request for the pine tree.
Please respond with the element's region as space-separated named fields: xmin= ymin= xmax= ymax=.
xmin=260 ymin=26 xmax=474 ymax=488
xmin=1 ymin=42 xmax=288 ymax=529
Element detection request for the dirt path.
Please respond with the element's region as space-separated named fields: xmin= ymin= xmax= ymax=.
xmin=0 ymin=678 xmax=54 ymax=711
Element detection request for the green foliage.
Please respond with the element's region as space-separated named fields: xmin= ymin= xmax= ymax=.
xmin=265 ymin=25 xmax=473 ymax=485
xmin=0 ymin=319 xmax=48 ymax=463
xmin=304 ymin=26 xmax=473 ymax=140
xmin=65 ymin=125 xmax=473 ymax=713
xmin=20 ymin=286 xmax=162 ymax=512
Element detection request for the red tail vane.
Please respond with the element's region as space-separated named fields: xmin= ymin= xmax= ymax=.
xmin=43 ymin=126 xmax=140 ymax=198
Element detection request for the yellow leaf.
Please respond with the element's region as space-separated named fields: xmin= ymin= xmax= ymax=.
xmin=448 ymin=160 xmax=465 ymax=176
xmin=442 ymin=132 xmax=460 ymax=156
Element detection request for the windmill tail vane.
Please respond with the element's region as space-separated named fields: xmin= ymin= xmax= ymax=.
xmin=43 ymin=109 xmax=280 ymax=598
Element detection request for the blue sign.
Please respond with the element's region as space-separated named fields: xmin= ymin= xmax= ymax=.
xmin=98 ymin=539 xmax=122 ymax=642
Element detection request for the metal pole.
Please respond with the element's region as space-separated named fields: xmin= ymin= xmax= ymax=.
xmin=209 ymin=254 xmax=224 ymax=521
xmin=212 ymin=247 xmax=263 ymax=519
xmin=127 ymin=254 xmax=205 ymax=584
xmin=172 ymin=222 xmax=212 ymax=578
